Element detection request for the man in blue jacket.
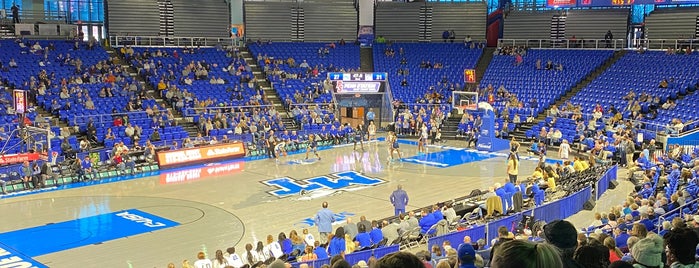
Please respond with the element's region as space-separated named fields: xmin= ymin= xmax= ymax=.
xmin=315 ymin=202 xmax=335 ymax=244
xmin=419 ymin=208 xmax=439 ymax=235
xmin=390 ymin=185 xmax=409 ymax=216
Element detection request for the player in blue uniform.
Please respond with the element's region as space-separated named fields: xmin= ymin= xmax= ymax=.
xmin=305 ymin=134 xmax=321 ymax=160
xmin=387 ymin=131 xmax=402 ymax=162
xmin=353 ymin=123 xmax=365 ymax=151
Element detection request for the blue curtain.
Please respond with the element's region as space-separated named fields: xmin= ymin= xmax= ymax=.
xmin=596 ymin=165 xmax=618 ymax=199
xmin=427 ymin=225 xmax=487 ymax=252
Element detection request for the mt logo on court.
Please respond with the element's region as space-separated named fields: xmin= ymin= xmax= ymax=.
xmin=262 ymin=171 xmax=386 ymax=198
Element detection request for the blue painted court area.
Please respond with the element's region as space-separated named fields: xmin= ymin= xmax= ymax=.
xmin=400 ymin=148 xmax=496 ymax=168
xmin=0 ymin=209 xmax=179 ymax=257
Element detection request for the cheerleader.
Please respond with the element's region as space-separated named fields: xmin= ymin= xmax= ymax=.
xmin=353 ymin=123 xmax=365 ymax=151
xmin=417 ymin=124 xmax=428 ymax=154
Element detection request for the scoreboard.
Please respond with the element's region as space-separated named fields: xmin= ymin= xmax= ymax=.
xmin=328 ymin=72 xmax=388 ymax=94
xmin=463 ymin=69 xmax=476 ymax=84
xmin=328 ymin=72 xmax=388 ymax=82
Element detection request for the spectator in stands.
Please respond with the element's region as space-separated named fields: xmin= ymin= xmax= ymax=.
xmin=328 ymin=227 xmax=346 ymax=257
xmin=663 ymin=227 xmax=699 ymax=267
xmin=376 ymin=252 xmax=425 ymax=268
xmin=488 ymin=226 xmax=514 ymax=263
xmin=449 ymin=30 xmax=455 ymax=43
xmin=630 ymin=234 xmax=663 ymax=268
xmin=542 ymin=220 xmax=583 ymax=268
xmin=464 ymin=35 xmax=472 ymax=47
xmin=491 ymin=239 xmax=562 ymax=268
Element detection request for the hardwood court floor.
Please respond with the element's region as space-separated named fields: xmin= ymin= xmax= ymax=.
xmin=0 ymin=140 xmax=629 ymax=267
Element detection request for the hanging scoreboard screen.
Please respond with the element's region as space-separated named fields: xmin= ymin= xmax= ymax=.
xmin=13 ymin=90 xmax=27 ymax=114
xmin=328 ymin=72 xmax=388 ymax=94
xmin=464 ymin=69 xmax=477 ymax=84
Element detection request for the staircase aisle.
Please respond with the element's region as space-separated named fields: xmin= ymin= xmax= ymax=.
xmin=239 ymin=47 xmax=299 ymax=130
xmin=360 ymin=47 xmax=374 ymax=72
xmin=507 ymin=50 xmax=629 ymax=144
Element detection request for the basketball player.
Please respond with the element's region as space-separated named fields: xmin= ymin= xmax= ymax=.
xmin=274 ymin=140 xmax=288 ymax=163
xmin=193 ymin=252 xmax=212 ymax=268
xmin=353 ymin=123 xmax=365 ymax=151
xmin=305 ymin=134 xmax=321 ymax=160
xmin=367 ymin=121 xmax=377 ymax=142
xmin=387 ymin=131 xmax=402 ymax=162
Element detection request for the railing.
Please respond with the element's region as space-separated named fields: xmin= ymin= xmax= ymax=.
xmin=109 ymin=36 xmax=238 ymax=48
xmin=656 ymin=196 xmax=699 ymax=231
xmin=1 ymin=9 xmax=68 ymax=23
xmin=71 ymin=111 xmax=152 ymax=127
xmin=545 ymin=109 xmax=669 ymax=140
xmin=183 ymin=104 xmax=276 ymax=117
xmin=635 ymin=39 xmax=699 ymax=50
xmin=498 ymin=39 xmax=626 ymax=49
xmin=498 ymin=38 xmax=699 ymax=50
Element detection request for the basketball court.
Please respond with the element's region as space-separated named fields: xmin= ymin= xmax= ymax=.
xmin=0 ymin=139 xmax=630 ymax=267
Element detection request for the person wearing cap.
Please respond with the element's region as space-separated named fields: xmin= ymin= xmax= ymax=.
xmin=614 ymin=223 xmax=631 ymax=250
xmin=631 ymin=234 xmax=663 ymax=268
xmin=542 ymin=220 xmax=584 ymax=268
xmin=457 ymin=243 xmax=478 ymax=268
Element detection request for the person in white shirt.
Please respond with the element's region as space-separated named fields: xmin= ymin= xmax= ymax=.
xmin=559 ymin=139 xmax=571 ymax=159
xmin=226 ymin=247 xmax=244 ymax=268
xmin=211 ymin=250 xmax=229 ymax=268
xmin=254 ymin=241 xmax=270 ymax=263
xmin=303 ymin=228 xmax=316 ymax=247
xmin=240 ymin=243 xmax=261 ymax=266
xmin=193 ymin=252 xmax=213 ymax=268
xmin=216 ymin=77 xmax=225 ymax=84
xmin=184 ymin=77 xmax=193 ymax=85
xmin=265 ymin=235 xmax=284 ymax=259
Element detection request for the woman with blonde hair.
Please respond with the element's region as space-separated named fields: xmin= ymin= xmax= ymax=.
xmin=490 ymin=239 xmax=562 ymax=268
xmin=299 ymin=246 xmax=318 ymax=262
xmin=344 ymin=234 xmax=356 ymax=254
xmin=290 ymin=230 xmax=306 ymax=254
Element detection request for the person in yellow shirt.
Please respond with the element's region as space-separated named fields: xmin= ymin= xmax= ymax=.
xmin=157 ymin=79 xmax=167 ymax=91
xmin=532 ymin=167 xmax=544 ymax=180
xmin=573 ymin=156 xmax=589 ymax=172
xmin=507 ymin=153 xmax=519 ymax=184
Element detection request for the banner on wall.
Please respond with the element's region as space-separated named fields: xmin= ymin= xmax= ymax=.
xmin=156 ymin=142 xmax=245 ymax=168
xmin=231 ymin=24 xmax=245 ymax=38
xmin=0 ymin=153 xmax=41 ymax=165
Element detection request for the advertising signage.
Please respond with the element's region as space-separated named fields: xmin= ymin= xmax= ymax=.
xmin=548 ymin=0 xmax=692 ymax=7
xmin=156 ymin=142 xmax=245 ymax=168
